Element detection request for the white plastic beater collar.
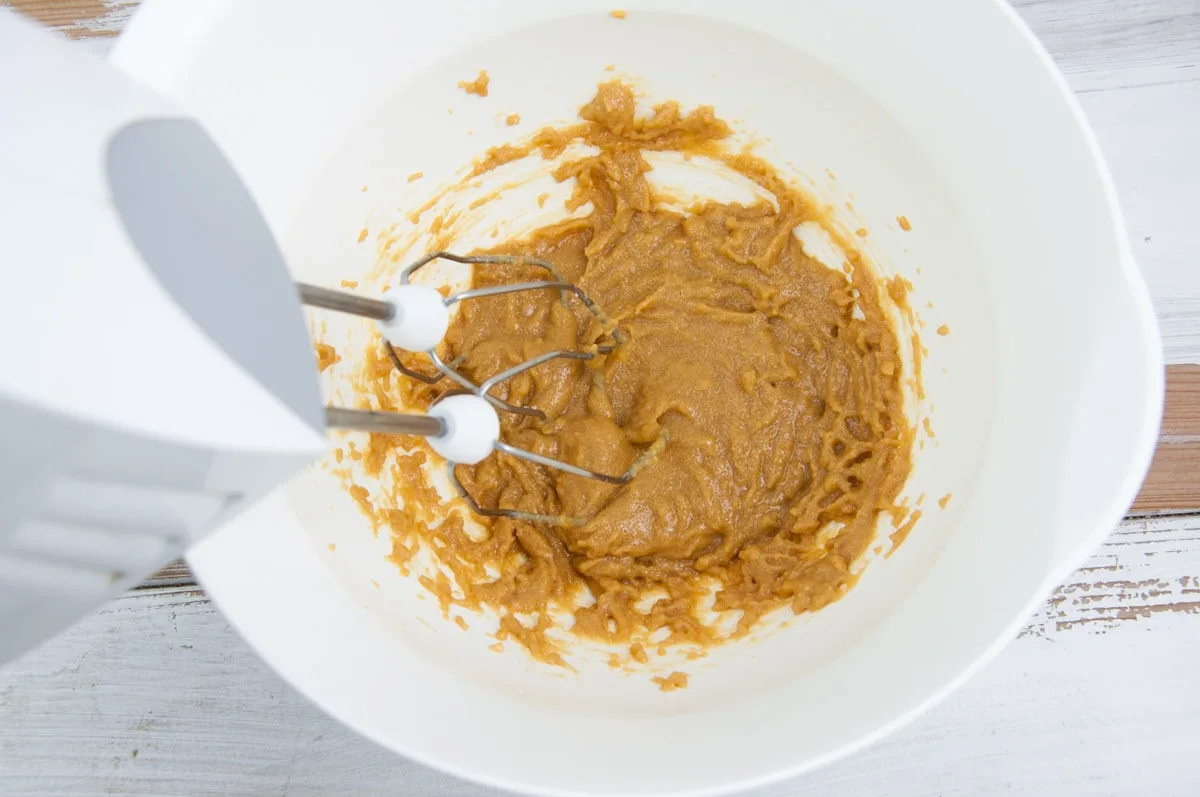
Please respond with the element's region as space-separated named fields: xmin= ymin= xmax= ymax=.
xmin=425 ymin=394 xmax=499 ymax=464
xmin=373 ymin=283 xmax=498 ymax=464
xmin=376 ymin=284 xmax=449 ymax=352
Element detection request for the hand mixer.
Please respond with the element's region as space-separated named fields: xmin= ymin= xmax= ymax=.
xmin=0 ymin=12 xmax=646 ymax=664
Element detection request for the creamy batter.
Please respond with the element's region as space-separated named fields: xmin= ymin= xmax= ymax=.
xmin=350 ymin=82 xmax=914 ymax=662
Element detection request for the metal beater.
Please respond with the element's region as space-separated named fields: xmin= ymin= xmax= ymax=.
xmin=300 ymin=251 xmax=659 ymax=525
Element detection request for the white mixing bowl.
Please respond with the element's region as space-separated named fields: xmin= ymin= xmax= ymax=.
xmin=113 ymin=1 xmax=1162 ymax=794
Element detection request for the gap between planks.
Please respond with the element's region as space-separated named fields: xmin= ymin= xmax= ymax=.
xmin=1133 ymin=364 xmax=1200 ymax=512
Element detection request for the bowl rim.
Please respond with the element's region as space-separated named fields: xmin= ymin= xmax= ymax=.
xmin=117 ymin=0 xmax=1164 ymax=794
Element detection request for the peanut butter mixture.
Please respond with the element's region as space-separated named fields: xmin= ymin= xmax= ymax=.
xmin=347 ymin=82 xmax=914 ymax=664
xmin=458 ymin=70 xmax=490 ymax=97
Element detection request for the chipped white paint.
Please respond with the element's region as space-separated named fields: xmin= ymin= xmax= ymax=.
xmin=2 ymin=0 xmax=138 ymax=38
xmin=1022 ymin=516 xmax=1200 ymax=638
xmin=0 ymin=0 xmax=1198 ymax=794
xmin=76 ymin=0 xmax=137 ymax=37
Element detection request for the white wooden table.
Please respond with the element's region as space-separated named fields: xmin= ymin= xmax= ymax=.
xmin=3 ymin=1 xmax=1200 ymax=794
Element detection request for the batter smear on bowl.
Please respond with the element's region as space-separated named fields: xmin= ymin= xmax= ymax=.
xmin=346 ymin=82 xmax=915 ymax=663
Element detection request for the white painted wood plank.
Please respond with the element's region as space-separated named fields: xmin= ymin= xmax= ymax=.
xmin=1012 ymin=0 xmax=1200 ymax=83
xmin=2 ymin=516 xmax=1199 ymax=796
xmin=1011 ymin=0 xmax=1200 ymax=365
xmin=1076 ymin=78 xmax=1200 ymax=365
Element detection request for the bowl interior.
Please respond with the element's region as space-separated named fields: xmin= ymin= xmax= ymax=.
xmin=281 ymin=2 xmax=994 ymax=738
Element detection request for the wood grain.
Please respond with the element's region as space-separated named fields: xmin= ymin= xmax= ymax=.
xmin=4 ymin=0 xmax=136 ymax=38
xmin=134 ymin=560 xmax=197 ymax=591
xmin=1135 ymin=364 xmax=1200 ymax=511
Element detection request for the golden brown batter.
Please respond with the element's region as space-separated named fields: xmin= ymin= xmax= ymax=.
xmin=458 ymin=70 xmax=490 ymax=97
xmin=349 ymin=82 xmax=914 ymax=663
xmin=314 ymin=342 xmax=340 ymax=372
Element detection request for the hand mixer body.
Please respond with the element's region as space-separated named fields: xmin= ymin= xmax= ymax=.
xmin=0 ymin=13 xmax=325 ymax=663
